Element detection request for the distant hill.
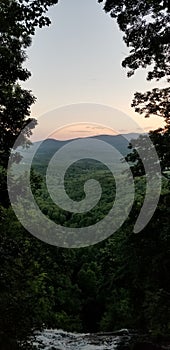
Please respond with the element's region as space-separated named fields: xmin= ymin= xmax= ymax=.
xmin=16 ymin=133 xmax=141 ymax=172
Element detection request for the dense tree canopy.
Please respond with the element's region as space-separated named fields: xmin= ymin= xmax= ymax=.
xmin=132 ymin=87 xmax=170 ymax=120
xmin=99 ymin=0 xmax=170 ymax=81
xmin=126 ymin=87 xmax=170 ymax=176
xmin=0 ymin=0 xmax=59 ymax=168
xmin=0 ymin=1 xmax=170 ymax=349
xmin=99 ymin=0 xmax=170 ymax=177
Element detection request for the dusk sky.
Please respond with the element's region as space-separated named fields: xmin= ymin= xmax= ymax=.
xmin=22 ymin=0 xmax=165 ymax=141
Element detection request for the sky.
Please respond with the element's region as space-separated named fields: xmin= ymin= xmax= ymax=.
xmin=22 ymin=0 xmax=165 ymax=141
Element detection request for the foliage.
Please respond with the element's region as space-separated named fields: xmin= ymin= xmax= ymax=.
xmin=126 ymin=127 xmax=170 ymax=177
xmin=9 ymin=168 xmax=170 ymax=338
xmin=0 ymin=207 xmax=54 ymax=348
xmin=1 ymin=164 xmax=170 ymax=348
xmin=0 ymin=0 xmax=59 ymax=168
xmin=99 ymin=1 xmax=170 ymax=181
xmin=131 ymin=86 xmax=170 ymax=175
xmin=99 ymin=0 xmax=170 ymax=81
xmin=132 ymin=87 xmax=170 ymax=120
xmin=0 ymin=1 xmax=170 ymax=348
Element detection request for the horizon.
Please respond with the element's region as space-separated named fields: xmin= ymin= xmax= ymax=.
xmin=23 ymin=0 xmax=165 ymax=135
xmin=29 ymin=105 xmax=152 ymax=144
xmin=32 ymin=130 xmax=143 ymax=144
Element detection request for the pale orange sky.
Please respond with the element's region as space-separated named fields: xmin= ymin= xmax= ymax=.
xmin=50 ymin=123 xmax=117 ymax=140
xmin=23 ymin=0 xmax=166 ymax=141
xmin=34 ymin=109 xmax=165 ymax=141
xmin=30 ymin=104 xmax=163 ymax=142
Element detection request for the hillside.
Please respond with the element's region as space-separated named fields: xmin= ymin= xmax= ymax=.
xmin=17 ymin=133 xmax=140 ymax=168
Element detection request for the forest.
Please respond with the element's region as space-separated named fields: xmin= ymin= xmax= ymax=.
xmin=0 ymin=0 xmax=169 ymax=349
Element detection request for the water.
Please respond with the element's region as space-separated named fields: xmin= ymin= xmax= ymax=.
xmin=33 ymin=329 xmax=131 ymax=349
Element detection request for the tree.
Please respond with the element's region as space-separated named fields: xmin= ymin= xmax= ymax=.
xmin=98 ymin=1 xmax=170 ymax=337
xmin=126 ymin=87 xmax=170 ymax=176
xmin=0 ymin=0 xmax=60 ymax=209
xmin=132 ymin=88 xmax=170 ymax=119
xmin=0 ymin=206 xmax=55 ymax=349
xmin=99 ymin=0 xmax=170 ymax=81
xmin=98 ymin=1 xmax=169 ymax=121
xmin=99 ymin=0 xmax=170 ymax=176
xmin=126 ymin=125 xmax=170 ymax=177
xmin=0 ymin=0 xmax=59 ymax=168
xmin=0 ymin=1 xmax=60 ymax=347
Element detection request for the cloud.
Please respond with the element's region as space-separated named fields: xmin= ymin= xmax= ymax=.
xmin=72 ymin=130 xmax=91 ymax=133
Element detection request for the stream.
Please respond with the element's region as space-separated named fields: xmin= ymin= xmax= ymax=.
xmin=32 ymin=328 xmax=131 ymax=350
xmin=32 ymin=329 xmax=170 ymax=350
